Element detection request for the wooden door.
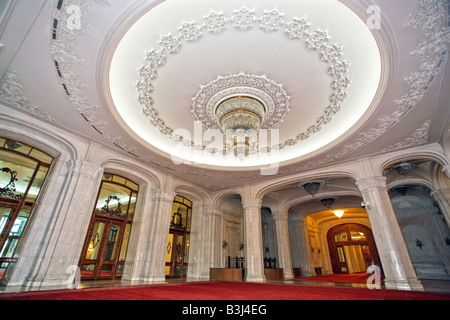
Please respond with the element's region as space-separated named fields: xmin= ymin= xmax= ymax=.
xmin=166 ymin=231 xmax=186 ymax=278
xmin=327 ymin=224 xmax=381 ymax=274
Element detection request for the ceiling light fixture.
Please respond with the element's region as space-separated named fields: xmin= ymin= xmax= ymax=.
xmin=216 ymin=96 xmax=266 ymax=160
xmin=333 ymin=209 xmax=345 ymax=219
xmin=320 ymin=198 xmax=335 ymax=209
xmin=302 ymin=182 xmax=321 ymax=197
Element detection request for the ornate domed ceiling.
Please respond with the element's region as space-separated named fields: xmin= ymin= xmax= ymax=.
xmin=0 ymin=0 xmax=448 ymax=190
xmin=107 ymin=0 xmax=382 ymax=169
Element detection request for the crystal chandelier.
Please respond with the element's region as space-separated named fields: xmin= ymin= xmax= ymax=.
xmin=215 ymin=96 xmax=266 ymax=159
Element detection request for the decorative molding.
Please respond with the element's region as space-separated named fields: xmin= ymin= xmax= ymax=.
xmin=137 ymin=7 xmax=351 ymax=153
xmin=356 ymin=176 xmax=387 ymax=192
xmin=375 ymin=120 xmax=432 ymax=155
xmin=0 ymin=70 xmax=57 ymax=123
xmin=49 ymin=0 xmax=141 ymax=157
xmin=291 ymin=0 xmax=449 ymax=173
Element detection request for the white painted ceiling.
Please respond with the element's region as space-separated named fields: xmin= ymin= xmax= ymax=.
xmin=0 ymin=0 xmax=449 ymax=191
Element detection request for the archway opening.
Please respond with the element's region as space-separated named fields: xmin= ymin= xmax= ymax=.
xmin=327 ymin=223 xmax=381 ymax=275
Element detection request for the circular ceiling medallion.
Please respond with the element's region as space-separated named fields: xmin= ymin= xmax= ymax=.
xmin=108 ymin=0 xmax=382 ymax=169
xmin=191 ymin=72 xmax=290 ymax=131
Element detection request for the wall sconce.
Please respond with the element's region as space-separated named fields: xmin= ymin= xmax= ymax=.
xmin=239 ymin=243 xmax=245 ymax=251
xmin=222 ymin=240 xmax=228 ymax=249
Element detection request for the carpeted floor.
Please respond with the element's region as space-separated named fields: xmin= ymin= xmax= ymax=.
xmin=296 ymin=272 xmax=378 ymax=284
xmin=1 ymin=281 xmax=449 ymax=300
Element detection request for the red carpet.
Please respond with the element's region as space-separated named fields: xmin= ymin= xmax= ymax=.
xmin=0 ymin=281 xmax=449 ymax=300
xmin=297 ymin=272 xmax=379 ymax=284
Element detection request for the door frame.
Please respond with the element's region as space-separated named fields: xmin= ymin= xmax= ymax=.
xmin=327 ymin=223 xmax=381 ymax=274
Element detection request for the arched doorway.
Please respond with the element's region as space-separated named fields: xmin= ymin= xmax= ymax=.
xmin=327 ymin=224 xmax=381 ymax=274
xmin=165 ymin=195 xmax=192 ymax=278
xmin=0 ymin=138 xmax=53 ymax=280
xmin=79 ymin=173 xmax=139 ymax=280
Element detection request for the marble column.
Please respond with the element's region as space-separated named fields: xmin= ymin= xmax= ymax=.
xmin=122 ymin=183 xmax=156 ymax=283
xmin=122 ymin=188 xmax=175 ymax=284
xmin=210 ymin=207 xmax=223 ymax=268
xmin=289 ymin=217 xmax=316 ymax=277
xmin=272 ymin=212 xmax=294 ymax=279
xmin=356 ymin=176 xmax=423 ymax=291
xmin=188 ymin=202 xmax=214 ymax=281
xmin=4 ymin=159 xmax=104 ymax=290
xmin=242 ymin=199 xmax=266 ymax=282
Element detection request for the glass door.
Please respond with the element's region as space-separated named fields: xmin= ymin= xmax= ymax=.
xmin=165 ymin=231 xmax=186 ymax=278
xmin=165 ymin=195 xmax=192 ymax=278
xmin=79 ymin=174 xmax=138 ymax=281
xmin=0 ymin=138 xmax=53 ymax=280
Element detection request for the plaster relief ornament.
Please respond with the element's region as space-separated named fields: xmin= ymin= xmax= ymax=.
xmin=136 ymin=7 xmax=351 ymax=155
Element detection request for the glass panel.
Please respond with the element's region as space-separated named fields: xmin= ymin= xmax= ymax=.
xmin=119 ymin=223 xmax=132 ymax=261
xmin=25 ymin=166 xmax=49 ymax=203
xmin=175 ymin=235 xmax=183 ymax=264
xmin=112 ymin=175 xmax=126 ymax=185
xmin=10 ymin=207 xmax=30 ymax=237
xmin=187 ymin=208 xmax=192 ymax=232
xmin=164 ymin=266 xmax=171 ymax=276
xmin=350 ymin=231 xmax=366 ymax=241
xmin=0 ymin=238 xmax=18 ymax=258
xmin=0 ymin=150 xmax=38 ymax=199
xmin=0 ymin=261 xmax=9 ymax=279
xmin=337 ymin=247 xmax=345 ymax=262
xmin=100 ymin=264 xmax=113 ymax=276
xmin=28 ymin=149 xmax=53 ymax=165
xmin=184 ymin=234 xmax=190 ymax=263
xmin=0 ymin=207 xmax=31 ymax=258
xmin=0 ymin=207 xmax=13 ymax=235
xmin=95 ymin=182 xmax=131 ymax=219
xmin=125 ymin=180 xmax=139 ymax=191
xmin=166 ymin=233 xmax=174 ymax=263
xmin=334 ymin=231 xmax=348 ymax=242
xmin=116 ymin=264 xmax=124 ymax=275
xmin=126 ymin=192 xmax=137 ymax=221
xmin=174 ymin=196 xmax=183 ymax=203
xmin=85 ymin=222 xmax=105 ymax=260
xmin=4 ymin=140 xmax=31 ymax=155
xmin=81 ymin=264 xmax=95 ymax=277
xmin=103 ymin=225 xmax=121 ymax=261
xmin=102 ymin=173 xmax=113 ymax=181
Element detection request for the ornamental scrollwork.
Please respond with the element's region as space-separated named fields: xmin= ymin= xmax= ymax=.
xmin=0 ymin=167 xmax=23 ymax=200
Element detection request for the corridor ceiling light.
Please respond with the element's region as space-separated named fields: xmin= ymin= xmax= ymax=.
xmin=303 ymin=182 xmax=321 ymax=196
xmin=320 ymin=198 xmax=335 ymax=209
xmin=394 ymin=162 xmax=413 ymax=175
xmin=333 ymin=209 xmax=345 ymax=219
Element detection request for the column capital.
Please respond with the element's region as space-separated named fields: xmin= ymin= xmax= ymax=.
xmin=356 ymin=176 xmax=387 ymax=192
xmin=65 ymin=159 xmax=104 ymax=178
xmin=272 ymin=212 xmax=288 ymax=221
xmin=242 ymin=199 xmax=262 ymax=210
xmin=151 ymin=188 xmax=176 ymax=203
